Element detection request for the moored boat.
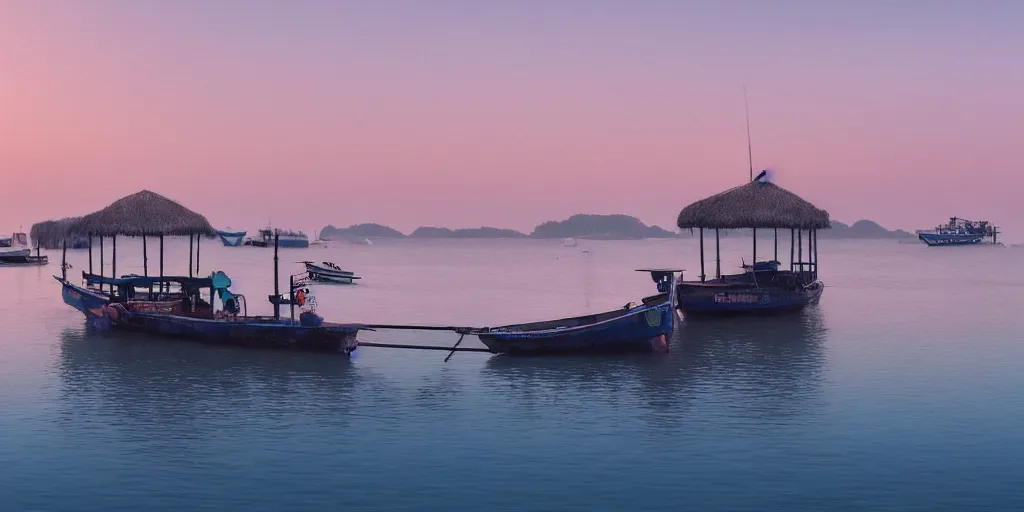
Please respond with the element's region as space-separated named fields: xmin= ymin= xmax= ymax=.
xmin=245 ymin=228 xmax=309 ymax=248
xmin=476 ymin=269 xmax=679 ymax=355
xmin=675 ymin=171 xmax=828 ymax=316
xmin=52 ymin=190 xmax=363 ymax=354
xmin=916 ymin=217 xmax=999 ymax=246
xmin=303 ymin=261 xmax=360 ymax=284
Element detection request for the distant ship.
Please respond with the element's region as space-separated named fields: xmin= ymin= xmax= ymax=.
xmin=916 ymin=217 xmax=999 ymax=246
xmin=245 ymin=228 xmax=309 ymax=248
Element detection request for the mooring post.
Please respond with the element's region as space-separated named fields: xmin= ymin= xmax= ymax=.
xmin=715 ymin=228 xmax=721 ymax=279
xmin=699 ymin=228 xmax=705 ymax=282
xmin=273 ymin=232 xmax=280 ymax=320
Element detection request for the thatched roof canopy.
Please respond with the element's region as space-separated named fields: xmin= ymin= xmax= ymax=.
xmin=30 ymin=217 xmax=82 ymax=248
xmin=677 ymin=180 xmax=830 ymax=230
xmin=69 ymin=190 xmax=216 ymax=237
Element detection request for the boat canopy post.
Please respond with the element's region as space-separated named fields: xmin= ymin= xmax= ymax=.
xmin=789 ymin=228 xmax=795 ymax=272
xmin=752 ymin=228 xmax=757 ymax=264
xmin=88 ymin=236 xmax=93 ymax=275
xmin=715 ymin=229 xmax=721 ymax=279
xmin=813 ymin=229 xmax=819 ymax=280
xmin=189 ymin=234 xmax=194 ymax=278
xmin=273 ymin=232 xmax=280 ymax=320
xmin=699 ymin=228 xmax=705 ymax=282
xmin=61 ymin=239 xmax=67 ymax=280
xmin=797 ymin=229 xmax=804 ymax=281
xmin=99 ymin=235 xmax=104 ymax=291
xmin=774 ymin=228 xmax=778 ymax=261
xmin=159 ymin=235 xmax=164 ymax=296
xmin=289 ymin=274 xmax=295 ymax=322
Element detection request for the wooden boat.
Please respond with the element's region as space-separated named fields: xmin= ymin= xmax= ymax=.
xmin=245 ymin=228 xmax=308 ymax=248
xmin=52 ymin=190 xmax=364 ymax=355
xmin=916 ymin=217 xmax=999 ymax=246
xmin=476 ymin=270 xmax=679 ymax=355
xmin=0 ymin=251 xmax=48 ymax=266
xmin=303 ymin=261 xmax=360 ymax=284
xmin=675 ymin=171 xmax=829 ymax=316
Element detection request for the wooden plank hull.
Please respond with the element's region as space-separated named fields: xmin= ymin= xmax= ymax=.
xmin=57 ymin=278 xmax=361 ymax=354
xmin=676 ymin=281 xmax=823 ymax=316
xmin=477 ymin=301 xmax=675 ymax=355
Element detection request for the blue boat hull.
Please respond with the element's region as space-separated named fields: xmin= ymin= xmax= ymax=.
xmin=57 ymin=278 xmax=360 ymax=353
xmin=676 ymin=281 xmax=824 ymax=316
xmin=277 ymin=237 xmax=309 ymax=248
xmin=477 ymin=301 xmax=675 ymax=355
xmin=217 ymin=231 xmax=246 ymax=247
xmin=918 ymin=233 xmax=983 ymax=246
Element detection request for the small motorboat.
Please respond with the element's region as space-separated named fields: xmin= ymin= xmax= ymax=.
xmin=476 ymin=269 xmax=680 ymax=355
xmin=304 ymin=261 xmax=361 ymax=284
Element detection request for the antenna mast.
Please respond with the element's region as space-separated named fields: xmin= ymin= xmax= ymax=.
xmin=744 ymin=85 xmax=754 ymax=182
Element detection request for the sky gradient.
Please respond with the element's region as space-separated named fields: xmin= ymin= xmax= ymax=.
xmin=2 ymin=1 xmax=1022 ymax=239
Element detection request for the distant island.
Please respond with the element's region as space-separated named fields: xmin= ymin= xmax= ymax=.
xmin=321 ymin=215 xmax=677 ymax=240
xmin=318 ymin=216 xmax=912 ymax=241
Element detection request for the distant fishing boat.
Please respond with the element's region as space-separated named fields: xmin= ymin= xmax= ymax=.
xmin=303 ymin=261 xmax=360 ymax=284
xmin=916 ymin=217 xmax=999 ymax=246
xmin=245 ymin=228 xmax=309 ymax=248
xmin=563 ymin=237 xmax=578 ymax=247
xmin=216 ymin=229 xmax=247 ymax=247
xmin=476 ymin=270 xmax=679 ymax=355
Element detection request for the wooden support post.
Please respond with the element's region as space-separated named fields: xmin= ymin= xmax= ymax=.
xmin=196 ymin=234 xmax=200 ymax=275
xmin=61 ymin=239 xmax=67 ymax=280
xmin=774 ymin=228 xmax=778 ymax=262
xmin=159 ymin=235 xmax=164 ymax=296
xmin=715 ymin=229 xmax=721 ymax=279
xmin=88 ymin=236 xmax=93 ymax=274
xmin=189 ymin=234 xmax=194 ymax=278
xmin=112 ymin=235 xmax=117 ymax=282
xmin=699 ymin=228 xmax=705 ymax=282
xmin=99 ymin=235 xmax=104 ymax=292
xmin=289 ymin=274 xmax=295 ymax=322
xmin=752 ymin=227 xmax=757 ymax=264
xmin=273 ymin=232 xmax=280 ymax=320
xmin=798 ymin=229 xmax=803 ymax=280
xmin=813 ymin=229 xmax=819 ymax=280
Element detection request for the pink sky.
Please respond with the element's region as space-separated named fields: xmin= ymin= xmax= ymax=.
xmin=2 ymin=2 xmax=1022 ymax=239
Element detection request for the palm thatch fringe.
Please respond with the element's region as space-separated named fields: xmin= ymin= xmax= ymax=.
xmin=677 ymin=181 xmax=830 ymax=230
xmin=29 ymin=217 xmax=83 ymax=249
xmin=68 ymin=190 xmax=216 ymax=237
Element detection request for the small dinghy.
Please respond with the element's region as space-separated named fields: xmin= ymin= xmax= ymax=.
xmin=303 ymin=261 xmax=361 ymax=284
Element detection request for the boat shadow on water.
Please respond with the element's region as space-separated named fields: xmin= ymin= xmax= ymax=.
xmin=480 ymin=309 xmax=828 ymax=424
xmin=55 ymin=327 xmax=362 ymax=438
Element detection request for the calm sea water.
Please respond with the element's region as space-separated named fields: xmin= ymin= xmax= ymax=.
xmin=1 ymin=238 xmax=1022 ymax=511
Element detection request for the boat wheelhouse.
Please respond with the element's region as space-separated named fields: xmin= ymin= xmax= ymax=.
xmin=675 ymin=171 xmax=829 ymax=316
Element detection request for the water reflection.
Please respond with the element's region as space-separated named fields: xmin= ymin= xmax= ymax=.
xmin=56 ymin=328 xmax=360 ymax=443
xmin=481 ymin=309 xmax=827 ymax=425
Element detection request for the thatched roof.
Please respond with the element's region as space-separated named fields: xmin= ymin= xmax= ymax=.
xmin=69 ymin=190 xmax=216 ymax=237
xmin=677 ymin=180 xmax=830 ymax=230
xmin=30 ymin=217 xmax=83 ymax=249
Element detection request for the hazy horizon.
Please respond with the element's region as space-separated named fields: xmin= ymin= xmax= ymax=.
xmin=3 ymin=1 xmax=1022 ymax=240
